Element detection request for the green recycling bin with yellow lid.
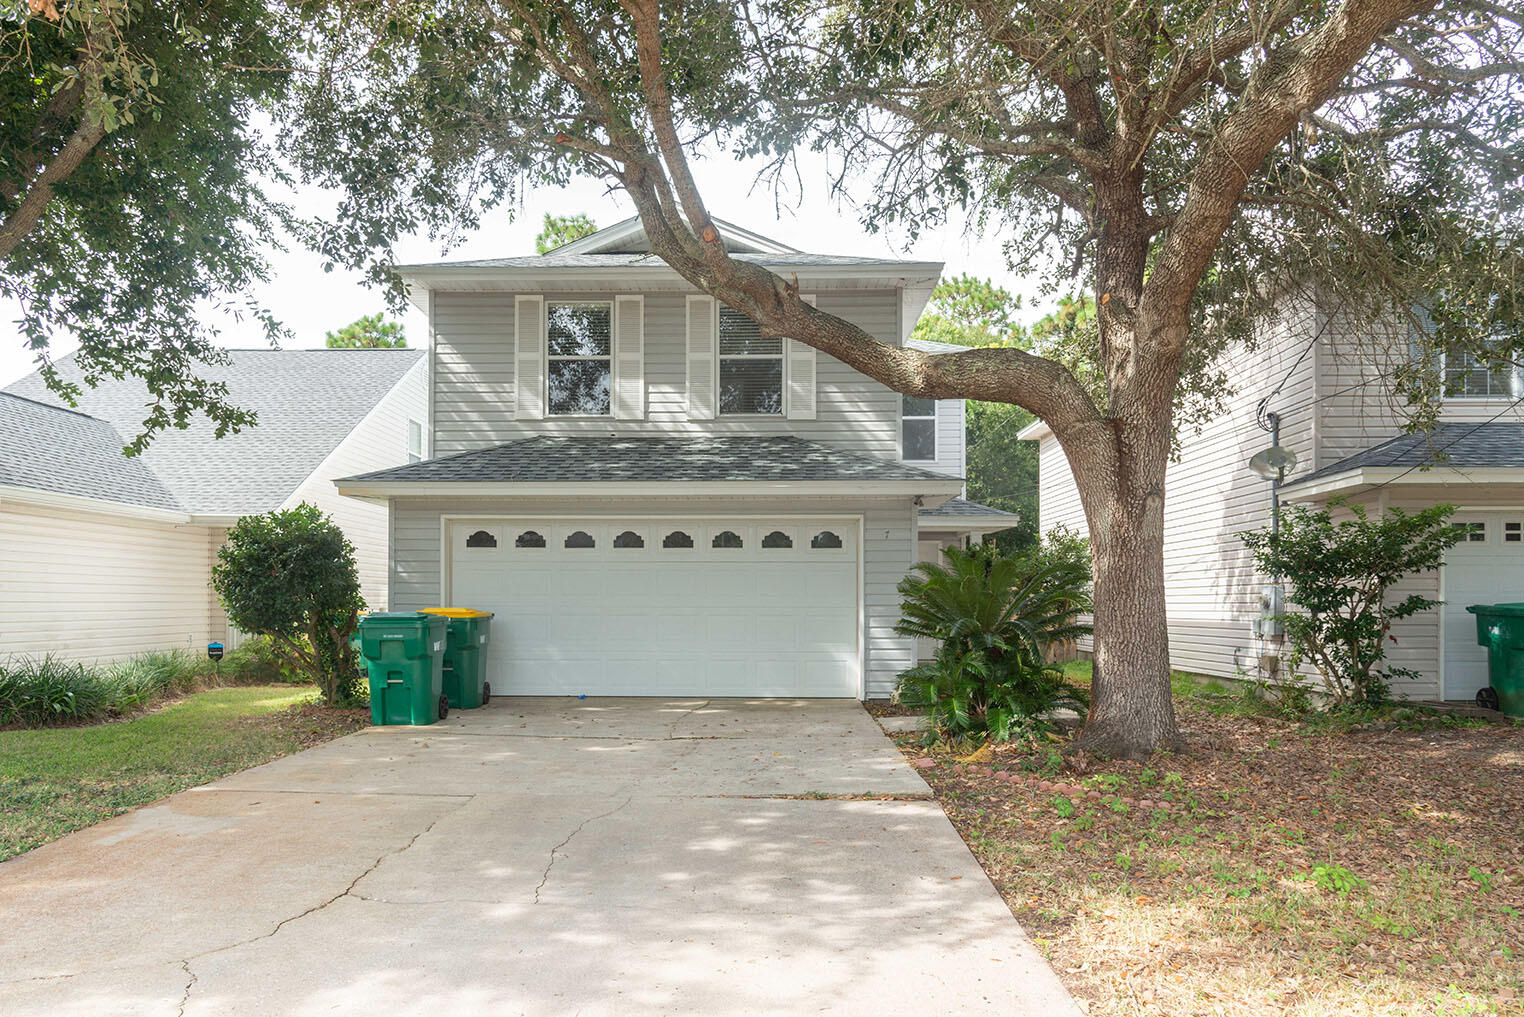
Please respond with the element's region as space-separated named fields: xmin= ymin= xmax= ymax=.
xmin=421 ymin=608 xmax=494 ymax=709
xmin=357 ymin=612 xmax=449 ymax=725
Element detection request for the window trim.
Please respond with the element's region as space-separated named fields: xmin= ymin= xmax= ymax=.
xmin=1438 ymin=350 xmax=1524 ymax=401
xmin=545 ymin=299 xmax=615 ymax=417
xmin=901 ymin=396 xmax=938 ymax=462
xmin=407 ymin=419 xmax=425 ymax=463
xmin=717 ymin=305 xmax=786 ymax=417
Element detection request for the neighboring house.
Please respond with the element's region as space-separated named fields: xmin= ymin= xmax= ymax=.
xmin=335 ymin=216 xmax=1016 ymax=700
xmin=1021 ymin=293 xmax=1524 ymax=703
xmin=1 ymin=349 xmax=427 ymax=663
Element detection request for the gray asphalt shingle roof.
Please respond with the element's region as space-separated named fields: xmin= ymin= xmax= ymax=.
xmin=0 ymin=394 xmax=184 ymax=511
xmin=4 ymin=349 xmax=423 ymax=513
xmin=1287 ymin=422 xmax=1524 ymax=487
xmin=917 ymin=497 xmax=1017 ymax=519
xmin=341 ymin=436 xmax=958 ymax=485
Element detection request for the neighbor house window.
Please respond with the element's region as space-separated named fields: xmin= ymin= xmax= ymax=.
xmin=1443 ymin=349 xmax=1522 ymax=399
xmin=1506 ymin=522 xmax=1522 ymax=543
xmin=718 ymin=307 xmax=783 ymax=415
xmin=902 ymin=396 xmax=936 ymax=461
xmin=547 ymin=301 xmax=612 ymax=415
xmin=407 ymin=419 xmax=424 ymax=463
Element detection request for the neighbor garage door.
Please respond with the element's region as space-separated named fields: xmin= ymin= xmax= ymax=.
xmin=1442 ymin=512 xmax=1524 ymax=701
xmin=447 ymin=518 xmax=860 ymax=698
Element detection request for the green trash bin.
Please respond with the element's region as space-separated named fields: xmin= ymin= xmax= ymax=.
xmin=357 ymin=612 xmax=449 ymax=725
xmin=1466 ymin=603 xmax=1524 ymax=717
xmin=421 ymin=608 xmax=494 ymax=709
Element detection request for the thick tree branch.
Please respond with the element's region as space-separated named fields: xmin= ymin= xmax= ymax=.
xmin=1144 ymin=0 xmax=1443 ymax=341
xmin=0 ymin=111 xmax=107 ymax=261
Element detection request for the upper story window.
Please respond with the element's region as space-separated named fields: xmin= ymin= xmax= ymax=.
xmin=902 ymin=395 xmax=936 ymax=461
xmin=407 ymin=419 xmax=424 ymax=463
xmin=718 ymin=307 xmax=783 ymax=415
xmin=547 ymin=301 xmax=612 ymax=415
xmin=1443 ymin=349 xmax=1522 ymax=400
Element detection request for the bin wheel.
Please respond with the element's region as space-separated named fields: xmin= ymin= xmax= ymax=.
xmin=438 ymin=695 xmax=450 ymax=721
xmin=1477 ymin=687 xmax=1501 ymax=711
xmin=481 ymin=682 xmax=491 ymax=706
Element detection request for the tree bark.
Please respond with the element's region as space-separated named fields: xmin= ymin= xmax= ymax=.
xmin=1068 ymin=418 xmax=1183 ymax=759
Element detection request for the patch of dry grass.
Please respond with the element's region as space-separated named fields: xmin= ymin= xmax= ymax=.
xmin=899 ymin=691 xmax=1524 ymax=1016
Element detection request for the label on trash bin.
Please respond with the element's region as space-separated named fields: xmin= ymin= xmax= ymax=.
xmin=382 ymin=634 xmax=402 ymax=640
xmin=434 ymin=640 xmax=443 ymax=652
xmin=479 ymin=635 xmax=487 ymax=645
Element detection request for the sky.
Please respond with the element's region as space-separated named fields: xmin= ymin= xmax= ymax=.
xmin=0 ymin=149 xmax=1054 ymax=389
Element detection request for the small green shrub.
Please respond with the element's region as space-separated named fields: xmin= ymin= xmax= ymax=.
xmin=212 ymin=504 xmax=366 ymax=704
xmin=1242 ymin=501 xmax=1462 ymax=707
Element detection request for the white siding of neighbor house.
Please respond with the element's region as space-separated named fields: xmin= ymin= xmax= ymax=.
xmin=387 ymin=495 xmax=918 ymax=698
xmin=0 ymin=501 xmax=216 ymax=663
xmin=1314 ymin=303 xmax=1524 ymax=468
xmin=430 ymin=289 xmax=904 ymax=459
xmin=283 ymin=356 xmax=429 ymax=612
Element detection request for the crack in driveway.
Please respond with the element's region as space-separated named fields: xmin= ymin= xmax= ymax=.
xmin=167 ymin=794 xmax=473 ymax=1014
xmin=533 ymin=797 xmax=633 ymax=905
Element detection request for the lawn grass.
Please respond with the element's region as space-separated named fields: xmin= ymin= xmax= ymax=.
xmin=898 ymin=663 xmax=1524 ymax=1016
xmin=0 ymin=685 xmax=366 ymax=861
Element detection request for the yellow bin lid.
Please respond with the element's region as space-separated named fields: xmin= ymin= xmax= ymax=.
xmin=420 ymin=608 xmax=493 ymax=618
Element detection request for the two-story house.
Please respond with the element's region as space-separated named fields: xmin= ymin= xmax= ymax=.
xmin=335 ymin=217 xmax=1016 ymax=700
xmin=1021 ymin=292 xmax=1524 ymax=704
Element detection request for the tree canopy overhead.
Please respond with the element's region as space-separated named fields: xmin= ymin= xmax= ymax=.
xmin=279 ymin=0 xmax=1523 ymax=755
xmin=1 ymin=0 xmax=294 ymax=452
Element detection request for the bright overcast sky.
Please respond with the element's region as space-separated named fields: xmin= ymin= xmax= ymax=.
xmin=0 ymin=147 xmax=1058 ymax=389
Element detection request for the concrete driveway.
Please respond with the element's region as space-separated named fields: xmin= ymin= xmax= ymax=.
xmin=0 ymin=699 xmax=1079 ymax=1016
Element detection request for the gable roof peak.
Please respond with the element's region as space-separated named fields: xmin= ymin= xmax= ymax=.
xmin=550 ymin=215 xmax=801 ymax=256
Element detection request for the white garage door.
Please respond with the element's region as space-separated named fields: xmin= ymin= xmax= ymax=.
xmin=1442 ymin=513 xmax=1524 ymax=700
xmin=447 ymin=518 xmax=860 ymax=698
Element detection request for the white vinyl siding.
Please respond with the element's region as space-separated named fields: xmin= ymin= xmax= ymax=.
xmin=430 ymin=290 xmax=902 ymax=458
xmin=283 ymin=356 xmax=429 ymax=613
xmin=389 ymin=495 xmax=917 ymax=698
xmin=0 ymin=502 xmax=216 ymax=663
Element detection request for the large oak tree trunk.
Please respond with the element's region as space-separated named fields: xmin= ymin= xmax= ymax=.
xmin=1061 ymin=382 xmax=1185 ymax=759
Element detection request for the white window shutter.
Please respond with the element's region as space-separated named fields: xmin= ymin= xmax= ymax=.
xmin=686 ymin=295 xmax=717 ymax=420
xmin=613 ymin=295 xmax=645 ymax=420
xmin=787 ymin=293 xmax=818 ymax=420
xmin=514 ymin=295 xmax=544 ymax=420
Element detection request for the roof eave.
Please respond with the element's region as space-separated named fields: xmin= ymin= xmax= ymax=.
xmin=918 ymin=514 xmax=1021 ymax=530
xmin=1017 ymin=418 xmax=1053 ymax=441
xmin=1280 ymin=465 xmax=1524 ymax=501
xmin=0 ymin=483 xmax=191 ymax=523
xmin=335 ymin=478 xmax=965 ymax=500
xmin=393 ymin=261 xmax=945 ymax=289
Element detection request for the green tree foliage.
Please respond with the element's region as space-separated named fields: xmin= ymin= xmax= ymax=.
xmin=1241 ymin=502 xmax=1463 ymax=706
xmin=910 ymin=274 xmax=1022 ymax=347
xmin=895 ymin=541 xmax=1092 ymax=741
xmin=211 ymin=504 xmax=366 ymax=704
xmin=534 ymin=212 xmax=597 ymax=253
xmin=325 ymin=313 xmax=407 ymax=348
xmin=1 ymin=0 xmax=295 ymax=453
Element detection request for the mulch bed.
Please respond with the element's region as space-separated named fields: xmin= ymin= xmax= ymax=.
xmin=894 ymin=703 xmax=1524 ymax=1016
